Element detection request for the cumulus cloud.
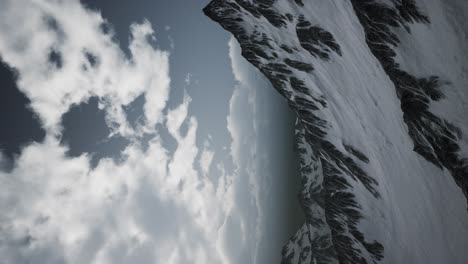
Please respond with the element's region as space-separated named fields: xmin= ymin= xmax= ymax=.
xmin=224 ymin=36 xmax=302 ymax=264
xmin=0 ymin=150 xmax=10 ymax=171
xmin=0 ymin=1 xmax=240 ymax=264
xmin=219 ymin=37 xmax=264 ymax=264
xmin=0 ymin=136 xmax=231 ymax=264
xmin=0 ymin=0 xmax=169 ymax=136
xmin=0 ymin=0 xmax=296 ymax=263
xmin=199 ymin=142 xmax=215 ymax=176
xmin=185 ymin=73 xmax=193 ymax=86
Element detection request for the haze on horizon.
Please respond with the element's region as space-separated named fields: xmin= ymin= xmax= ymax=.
xmin=0 ymin=1 xmax=304 ymax=263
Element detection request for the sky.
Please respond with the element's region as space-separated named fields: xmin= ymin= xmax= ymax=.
xmin=0 ymin=0 xmax=303 ymax=263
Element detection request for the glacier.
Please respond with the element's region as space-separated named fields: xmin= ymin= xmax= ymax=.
xmin=204 ymin=0 xmax=468 ymax=263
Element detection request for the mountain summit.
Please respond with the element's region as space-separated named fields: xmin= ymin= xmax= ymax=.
xmin=204 ymin=0 xmax=468 ymax=263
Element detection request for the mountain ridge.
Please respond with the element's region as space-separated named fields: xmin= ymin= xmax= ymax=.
xmin=204 ymin=0 xmax=468 ymax=263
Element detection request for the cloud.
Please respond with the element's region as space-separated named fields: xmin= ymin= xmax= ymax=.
xmin=0 ymin=0 xmax=169 ymax=137
xmin=0 ymin=136 xmax=231 ymax=264
xmin=220 ymin=37 xmax=264 ymax=264
xmin=0 ymin=1 xmax=240 ymax=264
xmin=224 ymin=36 xmax=301 ymax=264
xmin=199 ymin=142 xmax=215 ymax=176
xmin=0 ymin=150 xmax=7 ymax=171
xmin=185 ymin=73 xmax=192 ymax=85
xmin=0 ymin=1 xmax=292 ymax=264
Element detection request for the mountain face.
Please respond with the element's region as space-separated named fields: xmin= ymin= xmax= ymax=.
xmin=204 ymin=0 xmax=468 ymax=263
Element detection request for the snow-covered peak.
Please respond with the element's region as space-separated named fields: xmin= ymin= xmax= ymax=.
xmin=205 ymin=0 xmax=468 ymax=263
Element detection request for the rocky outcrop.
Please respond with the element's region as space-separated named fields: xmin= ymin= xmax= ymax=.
xmin=204 ymin=0 xmax=467 ymax=263
xmin=204 ymin=1 xmax=384 ymax=263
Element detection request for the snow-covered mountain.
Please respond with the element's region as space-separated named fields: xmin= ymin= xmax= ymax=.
xmin=204 ymin=0 xmax=468 ymax=263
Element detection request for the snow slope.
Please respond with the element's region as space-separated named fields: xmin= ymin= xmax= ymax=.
xmin=204 ymin=0 xmax=468 ymax=263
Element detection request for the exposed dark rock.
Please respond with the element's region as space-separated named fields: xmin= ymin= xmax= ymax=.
xmin=296 ymin=16 xmax=342 ymax=60
xmin=281 ymin=44 xmax=294 ymax=53
xmin=344 ymin=144 xmax=370 ymax=163
xmin=284 ymin=58 xmax=314 ymax=73
xmin=293 ymin=0 xmax=304 ymax=7
xmin=350 ymin=0 xmax=468 ymax=203
xmin=204 ymin=1 xmax=384 ymax=263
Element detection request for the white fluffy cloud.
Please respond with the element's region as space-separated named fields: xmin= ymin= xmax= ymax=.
xmin=224 ymin=37 xmax=303 ymax=264
xmin=0 ymin=0 xmax=297 ymax=263
xmin=199 ymin=138 xmax=215 ymax=176
xmin=220 ymin=37 xmax=263 ymax=264
xmin=0 ymin=1 xmax=241 ymax=264
xmin=0 ymin=0 xmax=169 ymax=136
xmin=0 ymin=136 xmax=231 ymax=264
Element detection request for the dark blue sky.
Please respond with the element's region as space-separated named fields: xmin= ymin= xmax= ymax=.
xmin=0 ymin=61 xmax=45 ymax=168
xmin=0 ymin=1 xmax=303 ymax=262
xmin=0 ymin=1 xmax=235 ymax=169
xmin=41 ymin=0 xmax=236 ymax=168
